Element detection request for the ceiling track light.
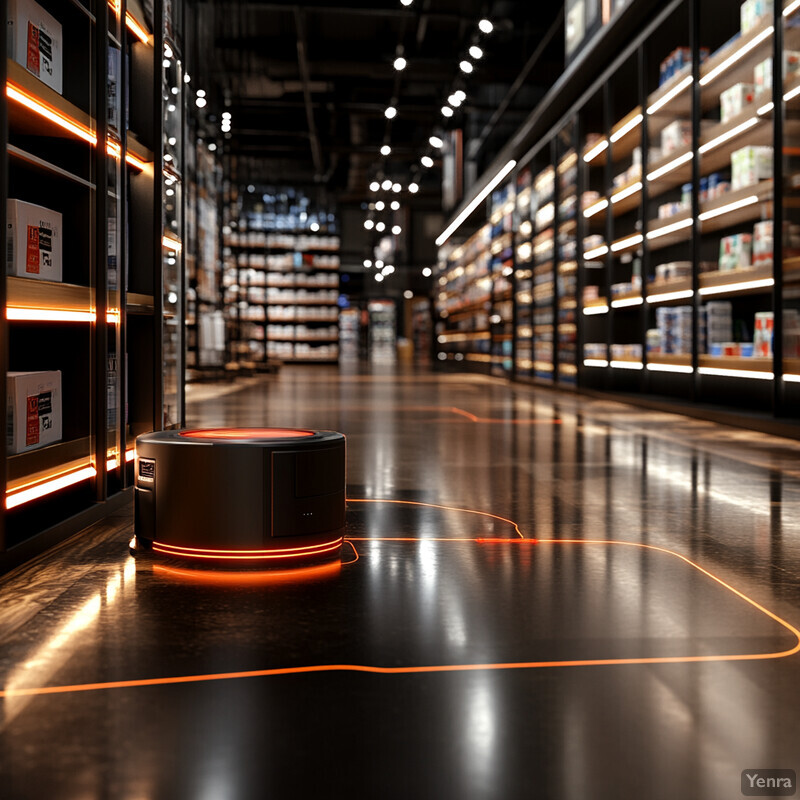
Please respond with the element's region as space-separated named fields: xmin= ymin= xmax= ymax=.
xmin=459 ymin=60 xmax=474 ymax=74
xmin=429 ymin=135 xmax=444 ymax=148
xmin=421 ymin=156 xmax=434 ymax=168
xmin=385 ymin=106 xmax=397 ymax=119
xmin=381 ymin=145 xmax=392 ymax=156
xmin=469 ymin=45 xmax=483 ymax=59
xmin=441 ymin=106 xmax=454 ymax=118
xmin=479 ymin=19 xmax=493 ymax=34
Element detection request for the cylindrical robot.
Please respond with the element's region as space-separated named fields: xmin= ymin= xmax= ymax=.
xmin=133 ymin=428 xmax=346 ymax=563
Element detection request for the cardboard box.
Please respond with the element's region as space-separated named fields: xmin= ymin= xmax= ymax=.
xmin=7 ymin=0 xmax=63 ymax=94
xmin=7 ymin=199 xmax=62 ymax=281
xmin=7 ymin=370 xmax=62 ymax=454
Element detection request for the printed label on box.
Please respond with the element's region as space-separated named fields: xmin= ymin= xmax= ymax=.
xmin=26 ymin=225 xmax=39 ymax=273
xmin=26 ymin=394 xmax=38 ymax=445
xmin=26 ymin=21 xmax=39 ymax=75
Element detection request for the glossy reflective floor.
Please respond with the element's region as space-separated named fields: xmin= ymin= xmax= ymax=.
xmin=2 ymin=366 xmax=800 ymax=799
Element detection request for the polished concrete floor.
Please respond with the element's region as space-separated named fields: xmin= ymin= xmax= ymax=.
xmin=2 ymin=365 xmax=800 ymax=799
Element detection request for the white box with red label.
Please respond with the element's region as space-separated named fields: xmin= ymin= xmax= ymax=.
xmin=7 ymin=199 xmax=62 ymax=281
xmin=7 ymin=0 xmax=63 ymax=94
xmin=6 ymin=370 xmax=62 ymax=454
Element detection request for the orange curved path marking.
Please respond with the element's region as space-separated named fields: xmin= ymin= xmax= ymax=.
xmin=1 ymin=500 xmax=797 ymax=699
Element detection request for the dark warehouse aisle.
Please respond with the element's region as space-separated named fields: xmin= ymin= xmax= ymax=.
xmin=1 ymin=367 xmax=800 ymax=799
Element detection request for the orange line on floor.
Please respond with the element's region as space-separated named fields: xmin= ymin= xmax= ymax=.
xmin=346 ymin=498 xmax=525 ymax=538
xmin=3 ymin=535 xmax=798 ymax=699
xmin=342 ymin=540 xmax=360 ymax=565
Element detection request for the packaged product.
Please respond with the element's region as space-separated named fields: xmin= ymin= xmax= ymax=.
xmin=754 ymin=54 xmax=800 ymax=97
xmin=655 ymin=261 xmax=692 ymax=281
xmin=7 ymin=0 xmax=63 ymax=93
xmin=741 ymin=0 xmax=773 ymax=34
xmin=784 ymin=308 xmax=800 ymax=358
xmin=730 ymin=145 xmax=772 ymax=190
xmin=583 ymin=285 xmax=600 ymax=302
xmin=646 ymin=329 xmax=663 ymax=353
xmin=656 ymin=306 xmax=694 ymax=354
xmin=705 ymin=301 xmax=733 ymax=350
xmin=6 ymin=371 xmax=62 ymax=454
xmin=753 ymin=220 xmax=773 ymax=265
xmin=719 ymin=233 xmax=753 ymax=270
xmin=6 ymin=199 xmax=63 ymax=281
xmin=584 ymin=342 xmax=606 ymax=358
xmin=754 ymin=311 xmax=774 ymax=356
xmin=720 ymin=83 xmax=755 ymax=122
xmin=581 ymin=191 xmax=601 ymax=209
xmin=661 ymin=120 xmax=692 ymax=156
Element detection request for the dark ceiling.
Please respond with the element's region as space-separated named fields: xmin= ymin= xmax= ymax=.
xmin=189 ymin=0 xmax=564 ymax=209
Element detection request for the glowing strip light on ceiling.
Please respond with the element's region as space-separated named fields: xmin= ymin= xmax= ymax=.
xmin=610 ymin=233 xmax=643 ymax=253
xmin=584 ymin=244 xmax=609 ymax=260
xmin=699 ymin=117 xmax=759 ymax=154
xmin=698 ymin=194 xmax=759 ymax=222
xmin=698 ymin=277 xmax=774 ymax=295
xmin=611 ymin=296 xmax=643 ymax=308
xmin=611 ymin=113 xmax=643 ymax=143
xmin=583 ymin=198 xmax=609 ymax=218
xmin=647 ymin=74 xmax=693 ymax=115
xmin=700 ymin=26 xmax=773 ymax=87
xmin=757 ymin=101 xmax=774 ymax=115
xmin=647 ymin=217 xmax=693 ymax=240
xmin=611 ymin=181 xmax=642 ymax=205
xmin=583 ymin=139 xmax=609 ymax=163
xmin=162 ymin=236 xmax=182 ymax=251
xmin=583 ymin=304 xmax=609 ymax=315
xmin=785 ymin=0 xmax=800 ymax=16
xmin=783 ymin=373 xmax=800 ymax=382
xmin=646 ymin=288 xmax=694 ymax=303
xmin=647 ymin=362 xmax=694 ymax=374
xmin=436 ymin=159 xmax=517 ymax=246
xmin=7 ymin=84 xmax=96 ymax=144
xmin=6 ymin=466 xmax=96 ymax=509
xmin=698 ymin=366 xmax=773 ymax=380
xmin=647 ymin=150 xmax=693 ymax=182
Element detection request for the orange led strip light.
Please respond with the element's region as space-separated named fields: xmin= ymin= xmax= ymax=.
xmin=151 ymin=537 xmax=344 ymax=561
xmin=107 ymin=0 xmax=152 ymax=44
xmin=6 ymin=309 xmax=122 ymax=324
xmin=3 ymin=501 xmax=798 ymax=699
xmin=3 ymin=535 xmax=797 ymax=698
xmin=7 ymin=449 xmax=135 ymax=508
xmin=7 ymin=84 xmax=148 ymax=172
xmin=347 ymin=498 xmax=525 ymax=538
